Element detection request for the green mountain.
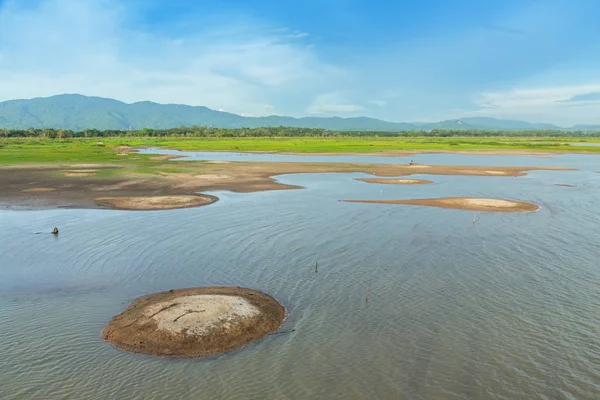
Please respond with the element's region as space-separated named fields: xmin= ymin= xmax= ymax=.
xmin=0 ymin=94 xmax=591 ymax=131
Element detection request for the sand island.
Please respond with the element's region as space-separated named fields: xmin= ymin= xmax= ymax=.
xmin=355 ymin=178 xmax=433 ymax=185
xmin=1 ymin=160 xmax=573 ymax=211
xmin=102 ymin=286 xmax=286 ymax=358
xmin=344 ymin=197 xmax=539 ymax=212
xmin=94 ymin=194 xmax=218 ymax=210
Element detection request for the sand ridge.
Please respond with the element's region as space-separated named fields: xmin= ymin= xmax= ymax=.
xmin=355 ymin=178 xmax=433 ymax=185
xmin=62 ymin=169 xmax=98 ymax=177
xmin=22 ymin=187 xmax=56 ymax=193
xmin=344 ymin=197 xmax=539 ymax=212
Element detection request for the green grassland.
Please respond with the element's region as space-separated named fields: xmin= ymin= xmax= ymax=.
xmin=1 ymin=136 xmax=600 ymax=165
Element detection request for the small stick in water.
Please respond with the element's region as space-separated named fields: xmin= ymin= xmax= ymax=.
xmin=365 ymin=279 xmax=372 ymax=303
xmin=315 ymin=262 xmax=318 ymax=274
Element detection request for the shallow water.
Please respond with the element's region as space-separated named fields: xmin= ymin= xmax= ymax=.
xmin=1 ymin=152 xmax=600 ymax=399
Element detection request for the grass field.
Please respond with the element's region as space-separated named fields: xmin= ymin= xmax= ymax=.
xmin=2 ymin=136 xmax=600 ymax=164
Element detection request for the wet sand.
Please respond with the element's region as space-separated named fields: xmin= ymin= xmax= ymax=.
xmin=102 ymin=286 xmax=285 ymax=358
xmin=344 ymin=197 xmax=539 ymax=212
xmin=0 ymin=161 xmax=571 ymax=210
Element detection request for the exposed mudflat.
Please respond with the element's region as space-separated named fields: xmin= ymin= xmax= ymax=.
xmin=94 ymin=195 xmax=218 ymax=210
xmin=0 ymin=159 xmax=572 ymax=210
xmin=344 ymin=197 xmax=539 ymax=212
xmin=102 ymin=287 xmax=285 ymax=358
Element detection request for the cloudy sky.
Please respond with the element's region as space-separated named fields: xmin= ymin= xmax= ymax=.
xmin=1 ymin=0 xmax=600 ymax=126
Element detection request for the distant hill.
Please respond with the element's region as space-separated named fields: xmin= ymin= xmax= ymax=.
xmin=0 ymin=94 xmax=596 ymax=131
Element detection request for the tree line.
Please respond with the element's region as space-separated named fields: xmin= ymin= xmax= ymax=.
xmin=1 ymin=126 xmax=600 ymax=138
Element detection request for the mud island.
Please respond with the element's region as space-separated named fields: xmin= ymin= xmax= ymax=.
xmin=355 ymin=178 xmax=433 ymax=185
xmin=344 ymin=197 xmax=539 ymax=212
xmin=0 ymin=160 xmax=572 ymax=210
xmin=102 ymin=286 xmax=286 ymax=358
xmin=94 ymin=194 xmax=218 ymax=210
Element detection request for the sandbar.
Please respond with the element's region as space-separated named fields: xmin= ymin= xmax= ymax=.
xmin=22 ymin=187 xmax=56 ymax=193
xmin=102 ymin=286 xmax=285 ymax=357
xmin=555 ymin=183 xmax=575 ymax=187
xmin=0 ymin=161 xmax=573 ymax=210
xmin=344 ymin=197 xmax=539 ymax=212
xmin=355 ymin=178 xmax=433 ymax=185
xmin=94 ymin=194 xmax=217 ymax=210
xmin=62 ymin=169 xmax=98 ymax=177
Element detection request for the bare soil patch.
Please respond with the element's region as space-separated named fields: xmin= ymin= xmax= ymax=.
xmin=356 ymin=178 xmax=433 ymax=185
xmin=102 ymin=286 xmax=285 ymax=358
xmin=345 ymin=197 xmax=539 ymax=212
xmin=94 ymin=194 xmax=217 ymax=210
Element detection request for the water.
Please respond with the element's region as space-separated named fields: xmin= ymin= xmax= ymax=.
xmin=1 ymin=152 xmax=599 ymax=399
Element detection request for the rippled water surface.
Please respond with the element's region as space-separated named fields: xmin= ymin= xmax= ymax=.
xmin=1 ymin=152 xmax=599 ymax=399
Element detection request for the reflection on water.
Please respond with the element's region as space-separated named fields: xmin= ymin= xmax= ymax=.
xmin=1 ymin=153 xmax=600 ymax=399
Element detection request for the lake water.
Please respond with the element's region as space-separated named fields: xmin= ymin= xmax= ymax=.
xmin=1 ymin=152 xmax=599 ymax=399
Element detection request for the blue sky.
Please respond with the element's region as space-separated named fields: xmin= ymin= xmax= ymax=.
xmin=1 ymin=0 xmax=600 ymax=125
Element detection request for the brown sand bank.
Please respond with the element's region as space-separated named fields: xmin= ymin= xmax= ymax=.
xmin=62 ymin=169 xmax=98 ymax=177
xmin=356 ymin=178 xmax=433 ymax=185
xmin=345 ymin=197 xmax=539 ymax=212
xmin=94 ymin=194 xmax=218 ymax=210
xmin=0 ymin=161 xmax=571 ymax=210
xmin=21 ymin=187 xmax=56 ymax=193
xmin=555 ymin=183 xmax=575 ymax=187
xmin=102 ymin=286 xmax=285 ymax=358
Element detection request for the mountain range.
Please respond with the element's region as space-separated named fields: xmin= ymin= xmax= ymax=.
xmin=0 ymin=94 xmax=597 ymax=132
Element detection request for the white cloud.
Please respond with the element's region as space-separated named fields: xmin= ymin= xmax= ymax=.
xmin=368 ymin=100 xmax=388 ymax=107
xmin=0 ymin=0 xmax=343 ymax=117
xmin=466 ymin=83 xmax=600 ymax=125
xmin=306 ymin=92 xmax=364 ymax=114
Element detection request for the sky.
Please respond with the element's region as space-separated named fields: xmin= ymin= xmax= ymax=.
xmin=1 ymin=0 xmax=600 ymax=126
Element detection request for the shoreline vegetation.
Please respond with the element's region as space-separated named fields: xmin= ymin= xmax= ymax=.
xmin=0 ymin=134 xmax=583 ymax=210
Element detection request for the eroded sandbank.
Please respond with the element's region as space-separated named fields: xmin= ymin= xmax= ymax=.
xmin=102 ymin=286 xmax=285 ymax=357
xmin=94 ymin=194 xmax=217 ymax=210
xmin=355 ymin=178 xmax=433 ymax=185
xmin=344 ymin=197 xmax=539 ymax=212
xmin=21 ymin=187 xmax=56 ymax=193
